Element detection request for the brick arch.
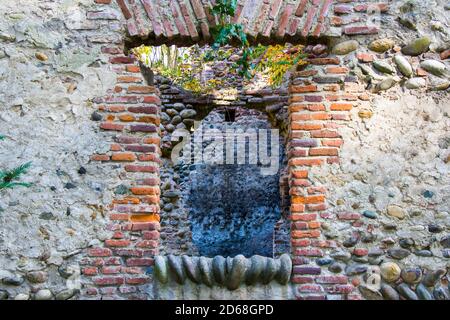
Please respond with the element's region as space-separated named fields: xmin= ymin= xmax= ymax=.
xmin=86 ymin=0 xmax=390 ymax=300
xmin=96 ymin=0 xmax=382 ymax=46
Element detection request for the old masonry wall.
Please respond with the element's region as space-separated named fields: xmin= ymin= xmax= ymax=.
xmin=0 ymin=0 xmax=449 ymax=300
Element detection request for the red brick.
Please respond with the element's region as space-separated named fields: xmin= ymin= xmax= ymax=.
xmin=143 ymin=231 xmax=159 ymax=240
xmin=311 ymin=129 xmax=340 ymax=138
xmin=105 ymin=239 xmax=131 ymax=247
xmin=126 ymin=166 xmax=158 ymax=173
xmin=294 ymin=248 xmax=324 ymax=257
xmin=88 ymin=248 xmax=112 ymax=257
xmin=298 ymin=284 xmax=324 ymax=293
xmin=136 ymin=240 xmax=158 ymax=248
xmin=334 ymin=4 xmax=353 ymax=14
xmin=291 ymin=213 xmax=317 ymax=221
xmin=292 ymin=276 xmax=314 ymax=284
xmin=100 ymin=122 xmax=124 ymax=131
xmin=289 ymin=158 xmax=324 ymax=166
xmin=111 ymin=152 xmax=136 ymax=162
xmin=117 ymin=76 xmax=142 ymax=83
xmin=308 ymin=57 xmax=340 ymax=65
xmin=116 ymin=0 xmax=132 ymax=19
xmin=130 ymin=124 xmax=157 ymax=132
xmin=113 ymin=249 xmax=144 ymax=257
xmin=82 ymin=267 xmax=98 ymax=276
xmin=354 ymin=3 xmax=389 ymax=13
xmin=126 ymin=65 xmax=140 ymax=73
xmin=337 ymin=212 xmax=361 ymax=220
xmin=128 ymin=106 xmax=158 ymax=114
xmin=309 ymin=147 xmax=339 ymax=156
xmin=292 ymin=195 xmax=325 ymax=204
xmin=126 ymin=258 xmax=154 ymax=267
xmin=292 ymin=230 xmax=321 ymax=239
xmin=101 ymin=266 xmax=122 ymax=274
xmin=292 ymin=122 xmax=323 ymax=131
xmin=316 ymin=275 xmax=348 ymax=284
xmin=357 ymin=53 xmax=374 ymax=62
xmin=93 ymin=276 xmax=124 ymax=286
xmin=127 ymin=86 xmax=157 ymax=94
xmin=326 ymin=66 xmax=349 ymax=74
xmin=110 ymin=56 xmax=135 ymax=64
xmin=91 ymin=154 xmax=110 ymax=161
xmin=344 ymin=26 xmax=379 ymax=35
xmin=291 ymin=239 xmax=311 ymax=247
xmin=290 ymin=85 xmax=318 ymax=93
xmin=293 ymin=266 xmax=321 ymax=275
xmin=330 ymin=103 xmax=353 ymax=111
xmin=125 ymin=276 xmax=149 ymax=285
xmin=291 ymin=170 xmax=308 ymax=179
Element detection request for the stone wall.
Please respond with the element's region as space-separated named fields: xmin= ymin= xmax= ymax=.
xmin=0 ymin=0 xmax=125 ymax=300
xmin=287 ymin=34 xmax=450 ymax=300
xmin=0 ymin=0 xmax=449 ymax=300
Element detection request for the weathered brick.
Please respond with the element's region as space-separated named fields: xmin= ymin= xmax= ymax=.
xmin=293 ymin=266 xmax=322 ymax=275
xmin=105 ymin=239 xmax=131 ymax=247
xmin=326 ymin=66 xmax=349 ymax=74
xmin=124 ymin=145 xmax=156 ymax=153
xmin=316 ymin=275 xmax=348 ymax=284
xmin=309 ymin=147 xmax=339 ymax=156
xmin=297 ymin=284 xmax=324 ymax=293
xmin=100 ymin=122 xmax=124 ymax=131
xmin=126 ymin=166 xmax=158 ymax=173
xmin=82 ymin=267 xmax=98 ymax=276
xmin=110 ymin=56 xmax=135 ymax=64
xmin=130 ymin=186 xmax=159 ymax=195
xmin=127 ymin=86 xmax=157 ymax=94
xmin=130 ymin=124 xmax=157 ymax=132
xmin=337 ymin=212 xmax=361 ymax=220
xmin=88 ymin=248 xmax=112 ymax=257
xmin=128 ymin=106 xmax=158 ymax=114
xmin=111 ymin=152 xmax=136 ymax=162
xmin=344 ymin=26 xmax=379 ymax=35
xmin=91 ymin=154 xmax=110 ymax=161
xmin=308 ymin=57 xmax=340 ymax=65
xmin=292 ymin=230 xmax=321 ymax=239
xmin=126 ymin=258 xmax=154 ymax=267
xmin=289 ymin=158 xmax=324 ymax=166
xmin=290 ymin=85 xmax=318 ymax=93
xmin=291 ymin=213 xmax=317 ymax=221
xmin=125 ymin=276 xmax=149 ymax=285
xmin=93 ymin=276 xmax=124 ymax=286
xmin=101 ymin=266 xmax=122 ymax=274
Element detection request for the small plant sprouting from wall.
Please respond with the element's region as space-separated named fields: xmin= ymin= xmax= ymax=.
xmin=132 ymin=44 xmax=306 ymax=93
xmin=131 ymin=0 xmax=307 ymax=94
xmin=0 ymin=135 xmax=32 ymax=191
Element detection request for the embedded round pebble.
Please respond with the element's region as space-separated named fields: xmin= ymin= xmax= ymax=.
xmin=380 ymin=262 xmax=401 ymax=282
xmin=401 ymin=267 xmax=422 ymax=284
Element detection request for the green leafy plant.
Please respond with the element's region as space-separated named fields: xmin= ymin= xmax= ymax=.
xmin=131 ymin=0 xmax=308 ymax=93
xmin=252 ymin=44 xmax=308 ymax=87
xmin=209 ymin=0 xmax=253 ymax=78
xmin=0 ymin=136 xmax=32 ymax=190
xmin=210 ymin=0 xmax=238 ymax=20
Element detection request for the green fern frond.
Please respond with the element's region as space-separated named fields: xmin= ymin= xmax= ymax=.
xmin=0 ymin=162 xmax=32 ymax=190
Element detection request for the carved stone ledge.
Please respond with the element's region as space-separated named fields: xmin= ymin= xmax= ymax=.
xmin=154 ymin=254 xmax=292 ymax=290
